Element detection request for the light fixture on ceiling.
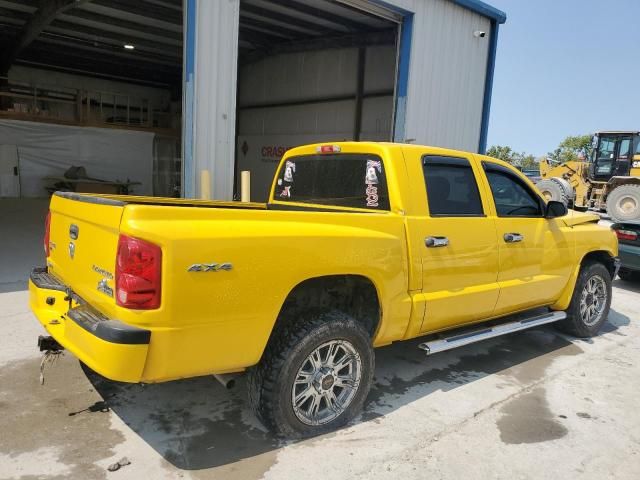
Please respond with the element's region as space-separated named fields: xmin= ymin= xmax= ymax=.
xmin=124 ymin=44 xmax=135 ymax=50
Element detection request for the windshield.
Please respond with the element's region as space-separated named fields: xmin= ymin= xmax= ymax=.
xmin=273 ymin=154 xmax=390 ymax=210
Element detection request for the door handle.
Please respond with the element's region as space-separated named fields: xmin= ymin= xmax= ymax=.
xmin=425 ymin=236 xmax=449 ymax=248
xmin=504 ymin=233 xmax=524 ymax=243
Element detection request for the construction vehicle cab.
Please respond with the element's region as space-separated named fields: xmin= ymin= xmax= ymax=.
xmin=590 ymin=132 xmax=640 ymax=180
xmin=537 ymin=131 xmax=640 ymax=222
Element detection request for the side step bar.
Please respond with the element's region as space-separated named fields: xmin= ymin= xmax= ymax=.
xmin=418 ymin=311 xmax=567 ymax=355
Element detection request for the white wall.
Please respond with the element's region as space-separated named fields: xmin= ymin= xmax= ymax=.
xmin=0 ymin=119 xmax=154 ymax=197
xmin=237 ymin=45 xmax=397 ymax=201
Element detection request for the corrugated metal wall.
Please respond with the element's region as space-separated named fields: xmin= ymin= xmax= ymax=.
xmin=237 ymin=45 xmax=396 ymax=201
xmin=188 ymin=0 xmax=493 ymax=199
xmin=389 ymin=0 xmax=491 ymax=152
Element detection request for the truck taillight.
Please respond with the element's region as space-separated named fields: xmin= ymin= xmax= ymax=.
xmin=615 ymin=229 xmax=638 ymax=241
xmin=44 ymin=211 xmax=51 ymax=257
xmin=116 ymin=234 xmax=162 ymax=309
xmin=316 ymin=144 xmax=341 ymax=154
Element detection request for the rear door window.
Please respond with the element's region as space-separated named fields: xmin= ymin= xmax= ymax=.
xmin=422 ymin=156 xmax=484 ymax=216
xmin=273 ymin=154 xmax=390 ymax=210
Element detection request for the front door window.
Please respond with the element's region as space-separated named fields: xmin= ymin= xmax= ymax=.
xmin=595 ymin=136 xmax=617 ymax=177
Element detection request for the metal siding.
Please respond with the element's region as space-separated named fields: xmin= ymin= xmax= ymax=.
xmin=237 ymin=44 xmax=396 ymax=201
xmin=191 ymin=0 xmax=240 ymax=200
xmin=185 ymin=0 xmax=498 ymax=199
xmin=380 ymin=0 xmax=491 ymax=152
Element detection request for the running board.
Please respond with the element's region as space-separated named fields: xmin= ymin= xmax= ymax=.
xmin=418 ymin=311 xmax=567 ymax=355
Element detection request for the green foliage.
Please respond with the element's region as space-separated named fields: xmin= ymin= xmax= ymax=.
xmin=487 ymin=134 xmax=594 ymax=170
xmin=486 ymin=145 xmax=516 ymax=163
xmin=486 ymin=145 xmax=539 ymax=169
xmin=519 ymin=154 xmax=538 ymax=169
xmin=547 ymin=134 xmax=593 ymax=164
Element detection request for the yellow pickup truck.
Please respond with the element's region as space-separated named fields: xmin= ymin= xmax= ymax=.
xmin=30 ymin=142 xmax=619 ymax=437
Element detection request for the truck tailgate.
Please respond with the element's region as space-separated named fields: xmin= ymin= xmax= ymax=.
xmin=47 ymin=193 xmax=123 ymax=313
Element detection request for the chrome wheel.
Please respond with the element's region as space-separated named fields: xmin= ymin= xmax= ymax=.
xmin=579 ymin=275 xmax=607 ymax=326
xmin=291 ymin=340 xmax=362 ymax=426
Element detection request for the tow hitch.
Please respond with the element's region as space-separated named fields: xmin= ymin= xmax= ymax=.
xmin=38 ymin=335 xmax=63 ymax=352
xmin=37 ymin=335 xmax=64 ymax=385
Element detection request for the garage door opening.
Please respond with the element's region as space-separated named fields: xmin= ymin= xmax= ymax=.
xmin=235 ymin=0 xmax=402 ymax=201
xmin=0 ymin=0 xmax=183 ymax=198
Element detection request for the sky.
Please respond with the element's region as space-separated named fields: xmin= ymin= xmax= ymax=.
xmin=486 ymin=0 xmax=639 ymax=157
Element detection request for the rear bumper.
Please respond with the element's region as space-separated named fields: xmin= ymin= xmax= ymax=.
xmin=619 ymin=244 xmax=640 ymax=272
xmin=29 ymin=267 xmax=149 ymax=382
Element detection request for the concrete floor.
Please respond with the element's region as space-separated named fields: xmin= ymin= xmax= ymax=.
xmin=0 ymin=199 xmax=47 ymax=292
xmin=1 ymin=199 xmax=639 ymax=480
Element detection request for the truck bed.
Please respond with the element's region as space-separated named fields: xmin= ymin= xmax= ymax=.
xmin=55 ymin=191 xmax=267 ymax=210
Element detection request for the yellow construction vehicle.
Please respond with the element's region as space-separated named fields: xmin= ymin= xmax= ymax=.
xmin=536 ymin=131 xmax=640 ymax=222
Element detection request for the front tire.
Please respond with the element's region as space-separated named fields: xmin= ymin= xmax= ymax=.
xmin=556 ymin=261 xmax=612 ymax=337
xmin=606 ymin=184 xmax=640 ymax=222
xmin=248 ymin=310 xmax=374 ymax=438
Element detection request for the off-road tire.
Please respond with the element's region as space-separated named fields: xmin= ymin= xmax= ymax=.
xmin=606 ymin=184 xmax=640 ymax=222
xmin=247 ymin=310 xmax=374 ymax=438
xmin=618 ymin=268 xmax=639 ymax=282
xmin=553 ymin=177 xmax=575 ymax=205
xmin=556 ymin=261 xmax=612 ymax=338
xmin=536 ymin=178 xmax=569 ymax=206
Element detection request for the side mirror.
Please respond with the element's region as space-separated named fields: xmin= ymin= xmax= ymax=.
xmin=545 ymin=200 xmax=568 ymax=218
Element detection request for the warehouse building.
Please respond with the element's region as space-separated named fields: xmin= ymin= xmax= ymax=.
xmin=0 ymin=0 xmax=506 ymax=202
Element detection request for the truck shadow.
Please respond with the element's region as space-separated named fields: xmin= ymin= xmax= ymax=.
xmin=86 ymin=309 xmax=630 ymax=472
xmin=613 ymin=277 xmax=640 ymax=294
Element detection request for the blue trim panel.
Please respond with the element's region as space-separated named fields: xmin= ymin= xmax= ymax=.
xmin=182 ymin=0 xmax=196 ymax=198
xmin=396 ymin=14 xmax=412 ymax=100
xmin=393 ymin=12 xmax=413 ymax=141
xmin=450 ymin=0 xmax=506 ymax=23
xmin=478 ymin=20 xmax=499 ymax=154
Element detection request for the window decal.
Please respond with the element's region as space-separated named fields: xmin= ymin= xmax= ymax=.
xmin=365 ymin=159 xmax=381 ymax=185
xmin=283 ymin=161 xmax=296 ymax=183
xmin=280 ymin=186 xmax=291 ymax=198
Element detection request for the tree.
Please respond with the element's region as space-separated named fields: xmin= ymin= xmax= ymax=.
xmin=518 ymin=154 xmax=538 ymax=169
xmin=486 ymin=145 xmax=539 ymax=169
xmin=547 ymin=134 xmax=593 ymax=164
xmin=486 ymin=145 xmax=516 ymax=163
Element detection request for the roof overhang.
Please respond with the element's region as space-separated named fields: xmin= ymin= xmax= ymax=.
xmin=450 ymin=0 xmax=507 ymax=24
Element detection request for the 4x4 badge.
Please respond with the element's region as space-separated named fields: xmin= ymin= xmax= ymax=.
xmin=187 ymin=263 xmax=232 ymax=272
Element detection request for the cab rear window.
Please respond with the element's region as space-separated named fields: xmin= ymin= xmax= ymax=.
xmin=273 ymin=154 xmax=390 ymax=210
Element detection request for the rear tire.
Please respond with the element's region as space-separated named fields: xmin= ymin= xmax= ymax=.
xmin=552 ymin=177 xmax=575 ymax=205
xmin=606 ymin=184 xmax=640 ymax=222
xmin=556 ymin=261 xmax=612 ymax=338
xmin=248 ymin=310 xmax=374 ymax=438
